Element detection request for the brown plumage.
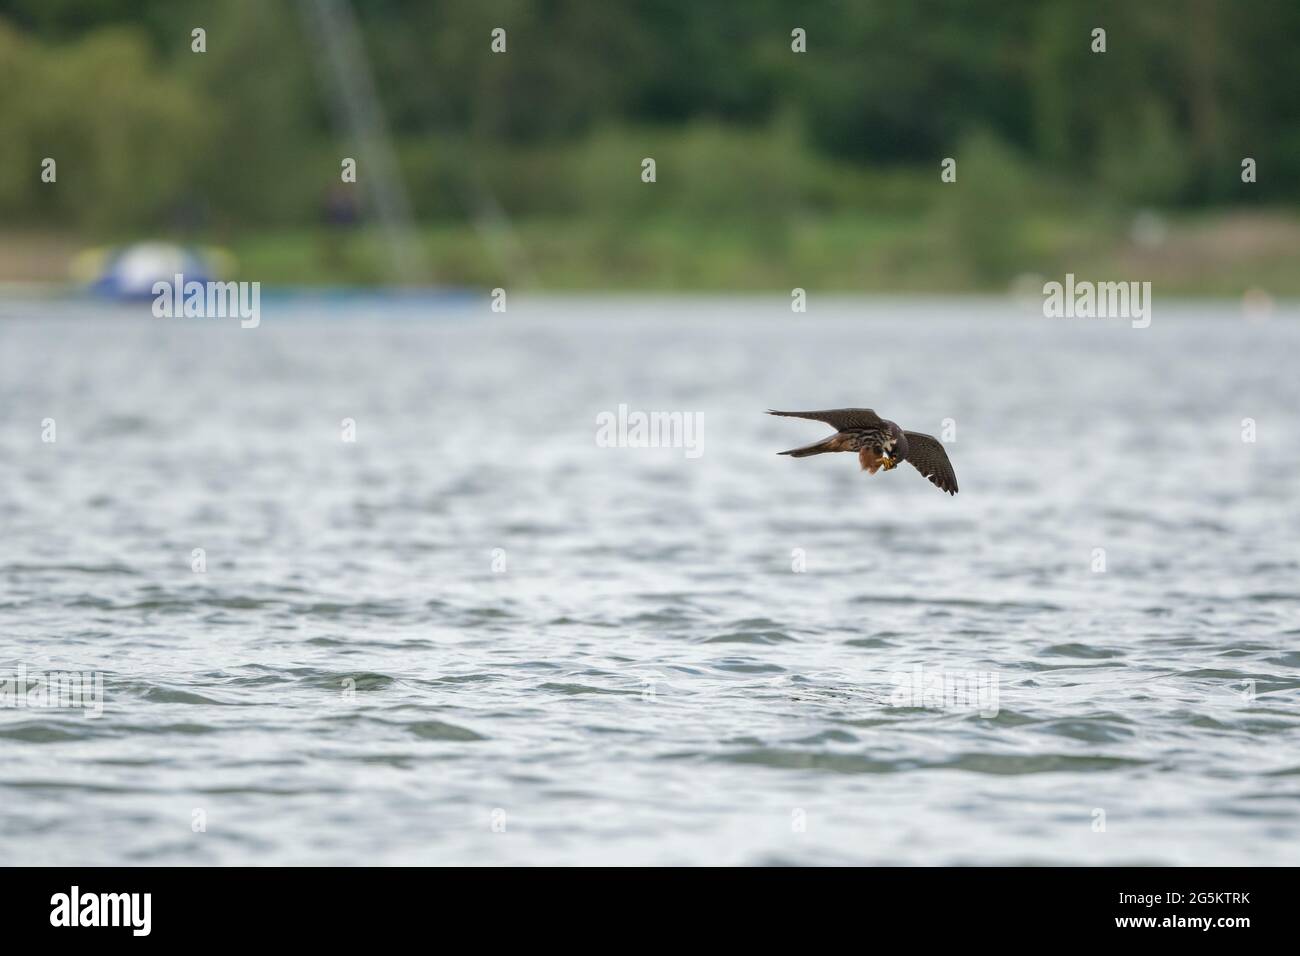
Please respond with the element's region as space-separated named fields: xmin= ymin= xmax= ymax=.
xmin=769 ymin=408 xmax=958 ymax=495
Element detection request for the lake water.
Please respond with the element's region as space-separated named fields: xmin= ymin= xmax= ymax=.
xmin=1 ymin=295 xmax=1298 ymax=865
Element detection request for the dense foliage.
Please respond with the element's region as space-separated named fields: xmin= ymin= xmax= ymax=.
xmin=0 ymin=0 xmax=1294 ymax=290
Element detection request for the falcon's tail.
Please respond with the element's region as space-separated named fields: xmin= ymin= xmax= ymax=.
xmin=777 ymin=438 xmax=836 ymax=458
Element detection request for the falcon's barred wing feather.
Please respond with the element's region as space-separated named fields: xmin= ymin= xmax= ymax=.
xmin=767 ymin=408 xmax=883 ymax=431
xmin=902 ymin=431 xmax=958 ymax=495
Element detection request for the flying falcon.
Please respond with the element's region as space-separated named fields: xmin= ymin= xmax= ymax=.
xmin=769 ymin=408 xmax=958 ymax=495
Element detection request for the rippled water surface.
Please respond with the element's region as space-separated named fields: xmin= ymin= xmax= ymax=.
xmin=1 ymin=296 xmax=1298 ymax=865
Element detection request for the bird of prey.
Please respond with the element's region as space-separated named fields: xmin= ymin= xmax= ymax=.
xmin=769 ymin=408 xmax=958 ymax=495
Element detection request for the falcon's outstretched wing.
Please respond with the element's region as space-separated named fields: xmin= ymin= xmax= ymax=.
xmin=903 ymin=431 xmax=958 ymax=495
xmin=767 ymin=408 xmax=883 ymax=431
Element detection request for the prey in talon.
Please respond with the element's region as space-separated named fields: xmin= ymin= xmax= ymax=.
xmin=769 ymin=407 xmax=958 ymax=495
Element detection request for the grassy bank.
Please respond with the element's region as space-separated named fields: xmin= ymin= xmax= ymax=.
xmin=163 ymin=208 xmax=1300 ymax=296
xmin=3 ymin=209 xmax=1298 ymax=296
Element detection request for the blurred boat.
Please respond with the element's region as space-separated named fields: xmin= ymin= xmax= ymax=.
xmin=72 ymin=242 xmax=233 ymax=300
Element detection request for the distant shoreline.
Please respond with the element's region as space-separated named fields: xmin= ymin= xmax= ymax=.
xmin=2 ymin=208 xmax=1298 ymax=296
